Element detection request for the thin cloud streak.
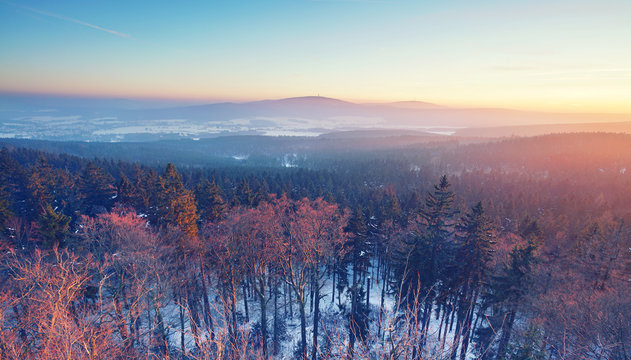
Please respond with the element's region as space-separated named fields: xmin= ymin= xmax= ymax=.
xmin=3 ymin=0 xmax=130 ymax=38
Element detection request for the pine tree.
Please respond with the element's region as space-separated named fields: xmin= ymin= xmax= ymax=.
xmin=131 ymin=164 xmax=151 ymax=213
xmin=158 ymin=163 xmax=199 ymax=238
xmin=116 ymin=172 xmax=138 ymax=208
xmin=80 ymin=161 xmax=116 ymax=215
xmin=27 ymin=157 xmax=56 ymax=215
xmin=393 ymin=175 xmax=457 ymax=345
xmin=505 ymin=326 xmax=547 ymax=360
xmin=0 ymin=184 xmax=13 ymax=229
xmin=195 ymin=177 xmax=226 ymax=223
xmin=252 ymin=178 xmax=270 ymax=207
xmin=451 ymin=201 xmax=495 ymax=360
xmin=37 ymin=203 xmax=70 ymax=248
xmin=233 ymin=178 xmax=254 ymax=208
xmin=0 ymin=148 xmax=28 ymax=217
xmin=479 ymin=219 xmax=540 ymax=360
xmin=346 ymin=207 xmax=371 ymax=354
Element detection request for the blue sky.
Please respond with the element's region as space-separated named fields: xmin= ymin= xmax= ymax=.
xmin=1 ymin=0 xmax=630 ymax=113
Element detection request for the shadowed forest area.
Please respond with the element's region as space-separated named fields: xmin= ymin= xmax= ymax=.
xmin=1 ymin=132 xmax=630 ymax=360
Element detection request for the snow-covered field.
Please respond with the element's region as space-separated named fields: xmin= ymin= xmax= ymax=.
xmin=1 ymin=112 xmax=460 ymax=141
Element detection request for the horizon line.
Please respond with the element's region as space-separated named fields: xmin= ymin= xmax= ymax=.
xmin=1 ymin=90 xmax=630 ymax=116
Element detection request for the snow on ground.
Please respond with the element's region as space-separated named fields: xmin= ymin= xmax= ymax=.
xmin=155 ymin=259 xmax=471 ymax=359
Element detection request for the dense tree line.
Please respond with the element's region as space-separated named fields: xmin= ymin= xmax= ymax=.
xmin=1 ymin=133 xmax=630 ymax=359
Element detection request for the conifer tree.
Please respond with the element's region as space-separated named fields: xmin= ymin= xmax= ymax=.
xmin=0 ymin=184 xmax=12 ymax=229
xmin=346 ymin=207 xmax=371 ymax=354
xmin=116 ymin=172 xmax=138 ymax=208
xmin=27 ymin=157 xmax=56 ymax=215
xmin=158 ymin=163 xmax=199 ymax=238
xmin=0 ymin=148 xmax=28 ymax=217
xmin=479 ymin=219 xmax=540 ymax=360
xmin=233 ymin=177 xmax=254 ymax=207
xmin=80 ymin=161 xmax=116 ymax=215
xmin=195 ymin=177 xmax=226 ymax=223
xmin=131 ymin=165 xmax=151 ymax=213
xmin=451 ymin=201 xmax=495 ymax=360
xmin=393 ymin=175 xmax=457 ymax=344
xmin=37 ymin=203 xmax=70 ymax=248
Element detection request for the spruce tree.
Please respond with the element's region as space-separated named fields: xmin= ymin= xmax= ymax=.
xmin=346 ymin=207 xmax=371 ymax=353
xmin=27 ymin=157 xmax=55 ymax=216
xmin=393 ymin=175 xmax=457 ymax=343
xmin=0 ymin=148 xmax=28 ymax=217
xmin=451 ymin=201 xmax=495 ymax=360
xmin=80 ymin=161 xmax=116 ymax=215
xmin=158 ymin=163 xmax=199 ymax=238
xmin=234 ymin=178 xmax=254 ymax=207
xmin=479 ymin=219 xmax=540 ymax=360
xmin=37 ymin=203 xmax=70 ymax=248
xmin=195 ymin=177 xmax=226 ymax=223
xmin=0 ymin=184 xmax=12 ymax=229
xmin=116 ymin=172 xmax=138 ymax=208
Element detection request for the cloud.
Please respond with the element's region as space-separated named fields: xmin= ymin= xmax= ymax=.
xmin=3 ymin=0 xmax=131 ymax=38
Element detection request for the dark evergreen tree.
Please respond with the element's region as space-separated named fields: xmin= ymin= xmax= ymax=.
xmin=0 ymin=184 xmax=12 ymax=229
xmin=478 ymin=219 xmax=540 ymax=360
xmin=0 ymin=148 xmax=28 ymax=217
xmin=393 ymin=174 xmax=457 ymax=351
xmin=345 ymin=207 xmax=371 ymax=354
xmin=36 ymin=203 xmax=70 ymax=248
xmin=252 ymin=178 xmax=270 ymax=207
xmin=158 ymin=163 xmax=199 ymax=238
xmin=233 ymin=177 xmax=254 ymax=207
xmin=131 ymin=164 xmax=151 ymax=213
xmin=451 ymin=201 xmax=495 ymax=360
xmin=504 ymin=326 xmax=547 ymax=360
xmin=195 ymin=177 xmax=226 ymax=223
xmin=116 ymin=172 xmax=138 ymax=208
xmin=27 ymin=157 xmax=56 ymax=216
xmin=80 ymin=161 xmax=116 ymax=215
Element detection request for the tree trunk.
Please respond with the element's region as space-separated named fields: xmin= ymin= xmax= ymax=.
xmin=230 ymin=282 xmax=238 ymax=342
xmin=441 ymin=305 xmax=452 ymax=350
xmin=289 ymin=283 xmax=294 ymax=318
xmin=178 ymin=291 xmax=186 ymax=356
xmin=199 ymin=255 xmax=215 ymax=339
xmin=299 ymin=298 xmax=308 ymax=360
xmin=256 ymin=275 xmax=268 ymax=359
xmin=437 ymin=305 xmax=445 ymax=343
xmin=348 ymin=265 xmax=358 ymax=358
xmin=283 ymin=281 xmax=288 ymax=317
xmin=243 ymin=282 xmax=250 ymax=323
xmin=366 ymin=275 xmax=371 ymax=309
xmin=378 ymin=264 xmax=388 ymax=338
xmin=312 ymin=273 xmax=321 ymax=360
xmin=310 ymin=269 xmax=315 ymax=314
xmin=260 ymin=292 xmax=268 ymax=358
xmin=273 ymin=275 xmax=280 ymax=355
xmin=450 ymin=303 xmax=463 ymax=360
xmin=331 ymin=265 xmax=336 ymax=304
xmin=459 ymin=291 xmax=478 ymax=360
xmin=495 ymin=310 xmax=516 ymax=360
xmin=420 ymin=298 xmax=433 ymax=351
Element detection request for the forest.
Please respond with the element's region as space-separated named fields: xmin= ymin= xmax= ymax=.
xmin=0 ymin=132 xmax=630 ymax=360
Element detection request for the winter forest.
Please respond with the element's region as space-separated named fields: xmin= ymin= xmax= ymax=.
xmin=1 ymin=133 xmax=631 ymax=360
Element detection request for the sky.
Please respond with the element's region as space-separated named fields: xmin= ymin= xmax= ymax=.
xmin=1 ymin=0 xmax=630 ymax=113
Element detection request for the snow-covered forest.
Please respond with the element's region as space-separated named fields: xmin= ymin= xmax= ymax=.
xmin=1 ymin=133 xmax=630 ymax=360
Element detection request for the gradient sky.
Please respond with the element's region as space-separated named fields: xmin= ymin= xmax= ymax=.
xmin=1 ymin=0 xmax=630 ymax=113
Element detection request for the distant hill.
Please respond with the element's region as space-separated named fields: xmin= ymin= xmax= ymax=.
xmin=383 ymin=101 xmax=446 ymax=109
xmin=455 ymin=121 xmax=631 ymax=137
xmin=2 ymin=94 xmax=631 ymax=141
